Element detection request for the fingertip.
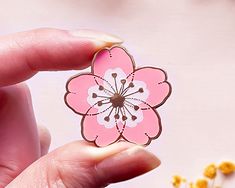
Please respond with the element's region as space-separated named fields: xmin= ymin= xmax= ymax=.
xmin=38 ymin=125 xmax=51 ymax=156
xmin=124 ymin=146 xmax=161 ymax=170
xmin=96 ymin=146 xmax=161 ymax=183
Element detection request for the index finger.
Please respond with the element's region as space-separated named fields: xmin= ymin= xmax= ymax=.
xmin=0 ymin=28 xmax=122 ymax=87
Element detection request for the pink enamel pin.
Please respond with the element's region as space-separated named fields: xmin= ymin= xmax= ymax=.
xmin=65 ymin=46 xmax=171 ymax=147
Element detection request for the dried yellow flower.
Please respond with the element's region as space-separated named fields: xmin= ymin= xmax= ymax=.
xmin=172 ymin=175 xmax=186 ymax=188
xmin=218 ymin=161 xmax=235 ymax=175
xmin=189 ymin=182 xmax=197 ymax=188
xmin=203 ymin=163 xmax=217 ymax=179
xmin=195 ymin=179 xmax=208 ymax=188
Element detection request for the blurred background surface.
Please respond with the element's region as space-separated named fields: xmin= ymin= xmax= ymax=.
xmin=1 ymin=0 xmax=235 ymax=187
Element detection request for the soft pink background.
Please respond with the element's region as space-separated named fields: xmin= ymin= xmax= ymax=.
xmin=1 ymin=0 xmax=235 ymax=187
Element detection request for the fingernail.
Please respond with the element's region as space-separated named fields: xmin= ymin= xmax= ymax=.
xmin=38 ymin=125 xmax=51 ymax=156
xmin=69 ymin=29 xmax=123 ymax=48
xmin=86 ymin=141 xmax=136 ymax=161
xmin=96 ymin=146 xmax=161 ymax=183
xmin=102 ymin=146 xmax=161 ymax=170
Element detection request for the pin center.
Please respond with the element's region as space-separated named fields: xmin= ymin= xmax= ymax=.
xmin=110 ymin=93 xmax=125 ymax=108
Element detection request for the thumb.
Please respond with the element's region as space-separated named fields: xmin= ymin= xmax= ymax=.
xmin=0 ymin=28 xmax=123 ymax=87
xmin=6 ymin=141 xmax=160 ymax=188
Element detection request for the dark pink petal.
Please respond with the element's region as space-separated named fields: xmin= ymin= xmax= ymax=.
xmin=81 ymin=108 xmax=121 ymax=147
xmin=121 ymin=106 xmax=161 ymax=145
xmin=128 ymin=67 xmax=171 ymax=108
xmin=65 ymin=73 xmax=104 ymax=115
xmin=92 ymin=46 xmax=135 ymax=77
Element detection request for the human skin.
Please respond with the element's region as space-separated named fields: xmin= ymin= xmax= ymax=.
xmin=0 ymin=28 xmax=160 ymax=188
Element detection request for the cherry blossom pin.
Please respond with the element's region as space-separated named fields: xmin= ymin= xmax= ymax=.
xmin=65 ymin=46 xmax=171 ymax=147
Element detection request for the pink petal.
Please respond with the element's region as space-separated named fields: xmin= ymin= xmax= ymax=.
xmin=81 ymin=109 xmax=121 ymax=147
xmin=65 ymin=73 xmax=104 ymax=115
xmin=128 ymin=67 xmax=171 ymax=108
xmin=92 ymin=46 xmax=135 ymax=77
xmin=121 ymin=106 xmax=162 ymax=145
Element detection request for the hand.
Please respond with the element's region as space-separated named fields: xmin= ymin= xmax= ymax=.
xmin=0 ymin=28 xmax=161 ymax=188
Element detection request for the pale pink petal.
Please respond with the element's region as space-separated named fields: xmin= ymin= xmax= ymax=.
xmin=65 ymin=74 xmax=109 ymax=115
xmin=92 ymin=46 xmax=135 ymax=77
xmin=121 ymin=106 xmax=161 ymax=145
xmin=81 ymin=108 xmax=121 ymax=147
xmin=128 ymin=67 xmax=171 ymax=108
